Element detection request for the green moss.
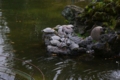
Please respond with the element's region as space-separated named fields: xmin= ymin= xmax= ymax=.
xmin=110 ymin=18 xmax=116 ymax=29
xmin=77 ymin=0 xmax=120 ymax=34
xmin=76 ymin=33 xmax=83 ymax=37
xmin=75 ymin=33 xmax=87 ymax=38
xmin=102 ymin=22 xmax=109 ymax=27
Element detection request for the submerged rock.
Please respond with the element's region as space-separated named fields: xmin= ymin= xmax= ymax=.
xmin=47 ymin=45 xmax=70 ymax=54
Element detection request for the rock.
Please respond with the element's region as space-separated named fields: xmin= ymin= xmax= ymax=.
xmin=66 ymin=38 xmax=71 ymax=46
xmin=111 ymin=33 xmax=120 ymax=54
xmin=69 ymin=41 xmax=79 ymax=50
xmin=50 ymin=40 xmax=60 ymax=46
xmin=41 ymin=0 xmax=120 ymax=58
xmin=86 ymin=43 xmax=94 ymax=51
xmin=78 ymin=47 xmax=87 ymax=53
xmin=85 ymin=36 xmax=93 ymax=44
xmin=68 ymin=34 xmax=83 ymax=44
xmin=62 ymin=5 xmax=84 ymax=23
xmin=108 ymin=34 xmax=117 ymax=45
xmin=92 ymin=41 xmax=114 ymax=57
xmin=90 ymin=26 xmax=103 ymax=41
xmin=43 ymin=33 xmax=55 ymax=45
xmin=60 ymin=38 xmax=66 ymax=42
xmin=51 ymin=35 xmax=60 ymax=40
xmin=42 ymin=23 xmax=120 ymax=58
xmin=57 ymin=42 xmax=67 ymax=48
xmin=92 ymin=42 xmax=105 ymax=51
xmin=47 ymin=45 xmax=70 ymax=54
xmin=92 ymin=42 xmax=106 ymax=56
xmin=62 ymin=25 xmax=74 ymax=34
xmin=62 ymin=5 xmax=85 ymax=34
xmin=42 ymin=27 xmax=55 ymax=33
xmin=66 ymin=24 xmax=74 ymax=28
xmin=86 ymin=50 xmax=94 ymax=54
xmin=44 ymin=38 xmax=51 ymax=45
xmin=42 ymin=28 xmax=56 ymax=43
xmin=79 ymin=40 xmax=87 ymax=47
xmin=79 ymin=36 xmax=93 ymax=47
xmin=99 ymin=34 xmax=109 ymax=43
xmin=57 ymin=26 xmax=66 ymax=38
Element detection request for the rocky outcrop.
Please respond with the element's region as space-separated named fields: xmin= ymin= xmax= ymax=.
xmin=42 ymin=25 xmax=84 ymax=55
xmin=62 ymin=0 xmax=120 ymax=35
xmin=62 ymin=5 xmax=84 ymax=24
xmin=42 ymin=0 xmax=120 ymax=58
xmin=42 ymin=25 xmax=120 ymax=58
xmin=62 ymin=5 xmax=85 ymax=34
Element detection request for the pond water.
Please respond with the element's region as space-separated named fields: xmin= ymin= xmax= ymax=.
xmin=0 ymin=0 xmax=120 ymax=80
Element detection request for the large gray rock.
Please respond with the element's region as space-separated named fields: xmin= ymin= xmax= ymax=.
xmin=61 ymin=5 xmax=88 ymax=35
xmin=62 ymin=5 xmax=84 ymax=24
xmin=90 ymin=26 xmax=103 ymax=41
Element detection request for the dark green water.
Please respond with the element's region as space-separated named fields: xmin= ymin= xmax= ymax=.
xmin=0 ymin=0 xmax=120 ymax=80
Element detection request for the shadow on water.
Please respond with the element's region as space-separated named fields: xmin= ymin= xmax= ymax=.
xmin=1 ymin=0 xmax=120 ymax=80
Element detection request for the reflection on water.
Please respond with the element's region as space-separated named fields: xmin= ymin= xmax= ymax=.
xmin=37 ymin=56 xmax=120 ymax=80
xmin=110 ymin=70 xmax=120 ymax=80
xmin=0 ymin=9 xmax=36 ymax=80
xmin=0 ymin=9 xmax=15 ymax=80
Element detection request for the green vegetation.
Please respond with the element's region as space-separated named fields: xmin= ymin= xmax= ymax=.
xmin=80 ymin=0 xmax=120 ymax=30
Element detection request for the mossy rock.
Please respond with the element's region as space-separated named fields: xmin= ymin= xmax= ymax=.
xmin=62 ymin=0 xmax=120 ymax=35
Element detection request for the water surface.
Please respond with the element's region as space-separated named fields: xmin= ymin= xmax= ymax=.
xmin=1 ymin=0 xmax=120 ymax=80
